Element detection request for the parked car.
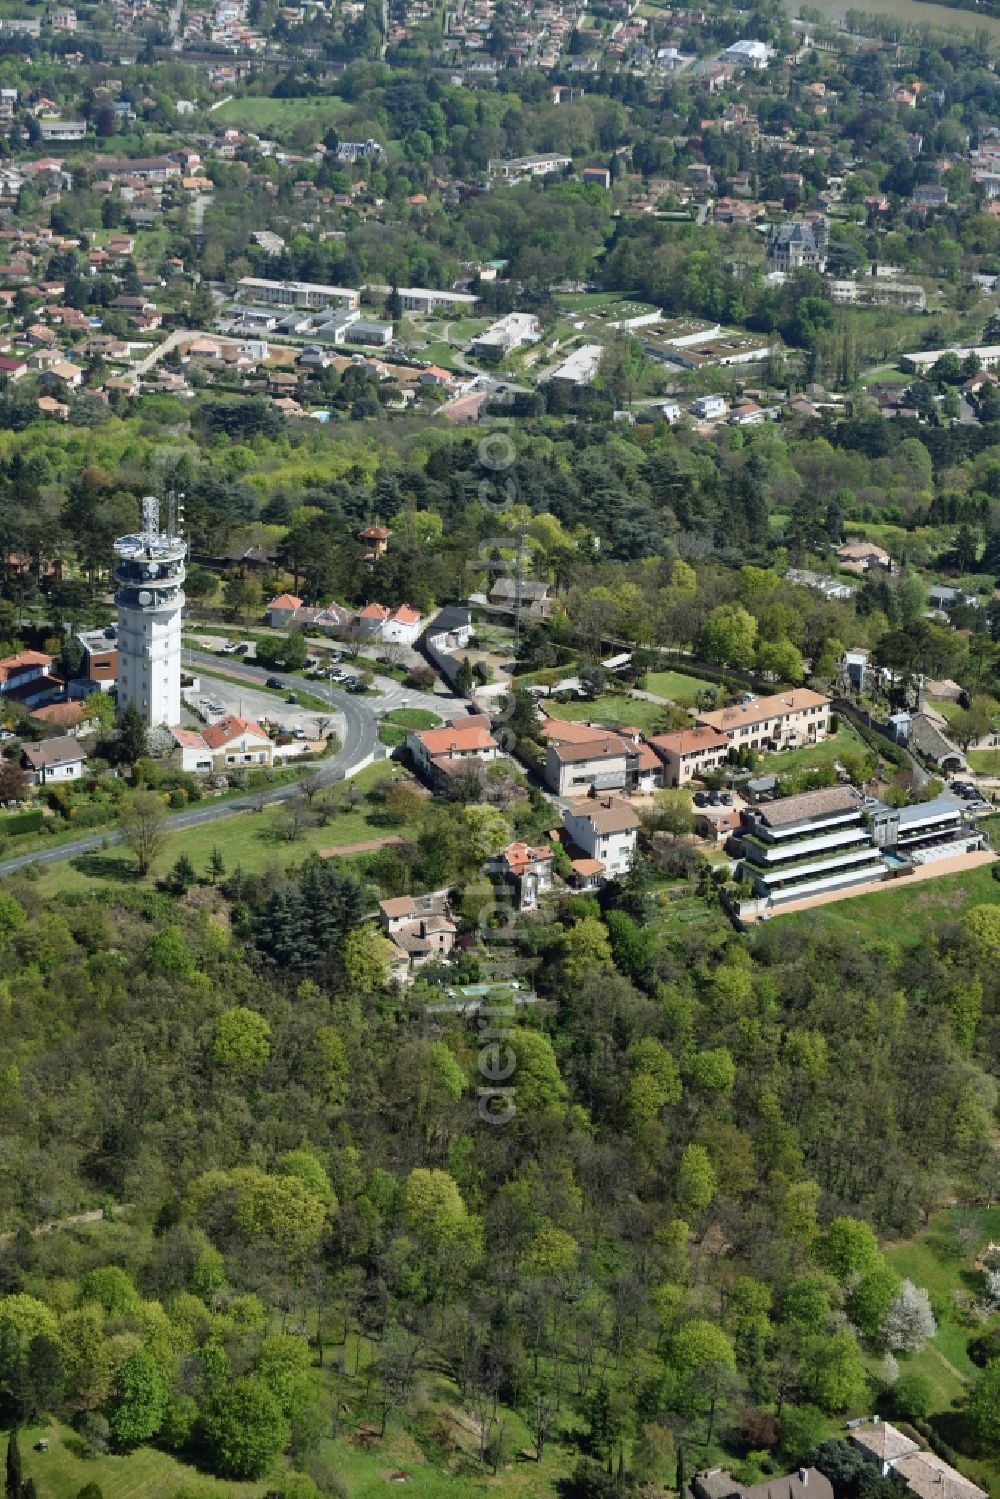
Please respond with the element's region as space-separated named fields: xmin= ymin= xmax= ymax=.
xmin=346 ymin=679 xmax=365 ymax=694
xmin=221 ymin=641 xmax=239 ymax=654
xmin=709 ymin=790 xmax=722 ymax=806
xmin=234 ymin=642 xmax=249 ymax=655
xmin=265 ymin=677 xmax=284 ymax=690
xmin=693 ymin=791 xmax=708 ymax=807
xmin=286 ymin=691 xmax=299 ymax=704
xmin=721 ymin=792 xmax=733 ymax=806
xmin=293 ymin=725 xmax=307 ymax=739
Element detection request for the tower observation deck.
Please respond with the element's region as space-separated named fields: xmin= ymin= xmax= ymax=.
xmin=113 ymin=495 xmax=186 ymax=729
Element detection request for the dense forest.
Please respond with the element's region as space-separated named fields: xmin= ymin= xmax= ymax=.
xmin=0 ymin=816 xmax=998 ymax=1494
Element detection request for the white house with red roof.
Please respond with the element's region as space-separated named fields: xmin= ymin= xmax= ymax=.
xmin=0 ymin=649 xmax=53 ymax=694
xmin=265 ymin=592 xmax=303 ymax=627
xmin=353 ymin=601 xmax=423 ymax=645
xmin=200 ymin=715 xmax=273 ymax=770
xmin=168 ymin=726 xmax=214 ymax=774
xmin=406 ymin=713 xmax=498 ymax=785
xmin=489 ymin=840 xmax=554 ymax=910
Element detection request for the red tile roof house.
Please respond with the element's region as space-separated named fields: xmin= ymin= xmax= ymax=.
xmin=488 ymin=840 xmax=554 ymax=909
xmin=0 ymin=649 xmax=54 ymax=696
xmin=540 ymin=717 xmax=663 ymax=797
xmin=265 ymin=592 xmax=303 ymax=627
xmin=200 ymin=715 xmax=274 ymax=771
xmin=351 ymin=601 xmax=423 ymax=646
xmin=29 ymin=699 xmax=95 ymax=735
xmin=406 ymin=714 xmax=499 ymax=787
xmin=649 ymin=725 xmax=730 ymax=787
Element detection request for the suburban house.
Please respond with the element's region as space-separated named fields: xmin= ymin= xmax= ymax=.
xmin=200 ymin=715 xmax=274 ymax=770
xmin=487 ymin=578 xmax=555 ymax=618
xmin=562 ymin=796 xmax=641 ymax=885
xmin=928 ymin=584 xmax=978 ymax=613
xmin=692 ymin=1467 xmax=832 ymax=1499
xmin=848 ymin=1420 xmax=986 ymax=1499
xmin=29 ymin=700 xmax=95 ymax=735
xmin=168 ymin=727 xmax=214 ymax=774
xmin=650 ymin=725 xmax=730 ymax=786
xmin=836 ymin=539 xmax=892 ymax=574
xmin=265 ymin=592 xmax=303 ymax=627
xmin=352 ymin=602 xmax=422 ymax=646
xmin=406 ymin=714 xmax=498 ymax=787
xmin=488 ymin=841 xmax=554 ymax=910
xmin=848 ymin=1422 xmax=921 ymax=1477
xmin=378 ymin=891 xmax=457 ymax=979
xmin=0 ymin=650 xmax=54 ymax=695
xmin=698 ymin=689 xmax=832 ymax=752
xmin=21 ymin=734 xmax=87 ymax=785
xmin=541 ymin=719 xmax=662 ymax=797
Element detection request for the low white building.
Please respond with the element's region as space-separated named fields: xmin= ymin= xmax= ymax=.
xmin=235 ymin=278 xmax=360 ymax=311
xmin=169 ymin=726 xmax=213 ymax=774
xmin=721 ymin=38 xmax=773 ymax=68
xmin=469 ymin=312 xmax=540 ymax=360
xmin=489 ymin=152 xmax=573 ymax=181
xmin=691 ymin=393 xmax=727 ymax=419
xmin=540 ymin=344 xmax=604 ymax=386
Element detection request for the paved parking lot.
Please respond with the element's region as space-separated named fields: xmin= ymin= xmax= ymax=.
xmin=188 ymin=676 xmax=345 ymax=741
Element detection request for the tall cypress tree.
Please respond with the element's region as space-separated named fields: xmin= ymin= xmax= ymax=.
xmin=5 ymin=1430 xmax=21 ymax=1499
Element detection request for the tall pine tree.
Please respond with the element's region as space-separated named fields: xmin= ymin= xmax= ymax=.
xmin=5 ymin=1430 xmax=21 ymax=1499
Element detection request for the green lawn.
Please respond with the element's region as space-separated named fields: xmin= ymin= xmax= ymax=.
xmin=379 ymin=706 xmax=440 ymax=747
xmin=643 ymin=669 xmax=715 ymax=704
xmin=966 ymin=747 xmax=1000 ymax=776
xmin=776 ymin=859 xmax=999 ymax=945
xmin=544 ymin=693 xmax=678 ymax=734
xmin=26 ymin=764 xmax=413 ymax=899
xmin=210 ymin=95 xmax=354 ymax=140
xmin=757 ymin=723 xmax=865 ymax=776
xmin=20 ymin=1419 xmax=273 ymax=1499
xmin=882 ymin=1207 xmax=1000 ymax=1490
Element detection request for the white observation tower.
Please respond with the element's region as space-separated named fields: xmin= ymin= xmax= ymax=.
xmin=114 ymin=495 xmax=186 ymax=729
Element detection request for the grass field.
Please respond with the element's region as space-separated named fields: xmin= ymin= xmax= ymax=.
xmin=543 ymin=693 xmax=676 ymax=734
xmin=20 ymin=1420 xmax=273 ymax=1499
xmin=643 ymin=669 xmax=715 ymax=704
xmin=211 ymin=95 xmax=354 ymax=140
xmin=776 ymin=859 xmax=999 ymax=945
xmin=26 ymin=764 xmax=412 ymax=900
xmin=756 ymin=723 xmax=865 ymax=776
xmin=966 ymin=747 xmax=1000 ymax=776
xmin=379 ymin=706 xmax=440 ymax=747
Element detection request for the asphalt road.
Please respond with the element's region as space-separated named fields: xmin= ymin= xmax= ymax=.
xmin=0 ymin=658 xmax=381 ymax=881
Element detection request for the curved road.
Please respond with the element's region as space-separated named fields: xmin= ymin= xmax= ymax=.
xmin=0 ymin=659 xmax=381 ymax=881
